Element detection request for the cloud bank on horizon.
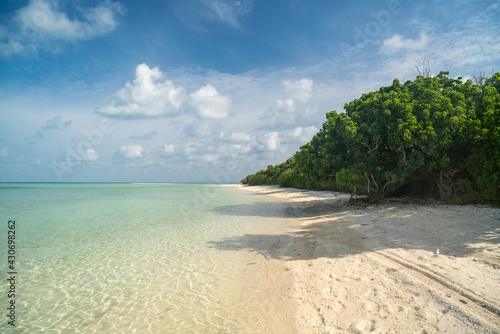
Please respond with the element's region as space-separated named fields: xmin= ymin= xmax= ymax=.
xmin=0 ymin=0 xmax=499 ymax=182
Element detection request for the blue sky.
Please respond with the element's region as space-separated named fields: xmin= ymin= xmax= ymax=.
xmin=1 ymin=0 xmax=499 ymax=182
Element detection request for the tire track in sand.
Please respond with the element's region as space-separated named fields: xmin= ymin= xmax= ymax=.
xmin=369 ymin=249 xmax=500 ymax=331
xmin=321 ymin=234 xmax=500 ymax=332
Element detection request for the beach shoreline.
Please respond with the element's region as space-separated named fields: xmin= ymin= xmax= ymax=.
xmin=237 ymin=184 xmax=500 ymax=333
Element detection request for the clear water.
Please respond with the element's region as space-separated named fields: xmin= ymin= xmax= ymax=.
xmin=0 ymin=183 xmax=297 ymax=333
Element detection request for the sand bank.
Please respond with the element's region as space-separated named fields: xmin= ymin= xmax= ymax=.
xmin=238 ymin=185 xmax=500 ymax=333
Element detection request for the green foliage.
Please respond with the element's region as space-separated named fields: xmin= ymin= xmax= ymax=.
xmin=242 ymin=72 xmax=500 ymax=203
xmin=335 ymin=164 xmax=366 ymax=194
xmin=241 ymin=159 xmax=298 ymax=187
xmin=464 ymin=73 xmax=500 ymax=202
xmin=449 ymin=179 xmax=480 ymax=204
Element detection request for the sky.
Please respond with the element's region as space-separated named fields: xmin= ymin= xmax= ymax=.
xmin=0 ymin=0 xmax=499 ymax=182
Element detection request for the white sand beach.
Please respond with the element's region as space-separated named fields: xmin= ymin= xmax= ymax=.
xmin=238 ymin=185 xmax=500 ymax=333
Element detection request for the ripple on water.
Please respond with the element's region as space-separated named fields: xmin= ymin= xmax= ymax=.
xmin=0 ymin=184 xmax=297 ymax=332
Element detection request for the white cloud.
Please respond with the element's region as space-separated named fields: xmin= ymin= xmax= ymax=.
xmin=42 ymin=116 xmax=71 ymax=130
xmin=290 ymin=125 xmax=318 ymax=143
xmin=199 ymin=153 xmax=219 ymax=162
xmin=190 ymin=85 xmax=231 ymax=119
xmin=184 ymin=121 xmax=223 ymax=138
xmin=261 ymin=77 xmax=315 ymax=127
xmin=130 ymin=130 xmax=158 ymax=140
xmin=266 ymin=132 xmax=280 ymax=151
xmin=82 ymin=149 xmax=98 ymax=161
xmin=370 ymin=3 xmax=500 ymax=75
xmin=114 ymin=145 xmax=143 ymax=159
xmin=379 ymin=33 xmax=428 ymax=55
xmin=171 ymin=0 xmax=252 ymax=32
xmin=275 ymin=98 xmax=295 ymax=114
xmin=97 ymin=64 xmax=232 ymax=119
xmin=4 ymin=2 xmax=500 ymax=183
xmin=0 ymin=30 xmax=25 ymax=57
xmin=184 ymin=143 xmax=198 ymax=156
xmin=228 ymin=143 xmax=252 ymax=155
xmin=163 ymin=144 xmax=175 ymax=155
xmin=83 ymin=3 xmax=123 ymax=37
xmin=373 ymin=9 xmax=500 ymax=78
xmin=258 ymin=131 xmax=280 ymax=152
xmin=97 ymin=64 xmax=187 ymax=118
xmin=0 ymin=148 xmax=7 ymax=158
xmin=283 ymin=78 xmax=313 ymax=102
xmin=0 ymin=0 xmax=124 ymax=57
xmin=202 ymin=0 xmax=253 ymax=28
xmin=229 ymin=132 xmax=250 ymax=142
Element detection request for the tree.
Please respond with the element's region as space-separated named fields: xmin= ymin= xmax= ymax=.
xmin=465 ymin=73 xmax=500 ymax=202
xmin=242 ymin=71 xmax=500 ymax=203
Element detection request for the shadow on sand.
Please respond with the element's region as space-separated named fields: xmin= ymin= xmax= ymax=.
xmin=207 ymin=197 xmax=500 ymax=262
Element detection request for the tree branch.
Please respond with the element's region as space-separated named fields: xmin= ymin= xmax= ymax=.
xmin=415 ymin=56 xmax=431 ymax=77
xmin=370 ymin=173 xmax=379 ymax=190
xmin=364 ymin=171 xmax=371 ymax=194
xmin=397 ymin=147 xmax=407 ymax=161
xmin=362 ymin=142 xmax=379 ymax=155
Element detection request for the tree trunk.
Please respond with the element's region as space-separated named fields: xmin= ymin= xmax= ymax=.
xmin=431 ymin=169 xmax=460 ymax=201
xmin=432 ymin=177 xmax=453 ymax=200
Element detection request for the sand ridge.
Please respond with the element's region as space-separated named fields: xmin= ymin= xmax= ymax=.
xmin=239 ymin=185 xmax=500 ymax=334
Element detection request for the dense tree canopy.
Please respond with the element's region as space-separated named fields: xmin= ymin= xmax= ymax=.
xmin=241 ymin=72 xmax=500 ymax=203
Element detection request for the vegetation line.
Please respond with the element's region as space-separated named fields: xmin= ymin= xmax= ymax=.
xmin=242 ymin=71 xmax=500 ymax=204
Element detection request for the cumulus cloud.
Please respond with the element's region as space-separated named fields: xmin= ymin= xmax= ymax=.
xmin=184 ymin=121 xmax=223 ymax=138
xmin=190 ymin=85 xmax=231 ymax=119
xmin=228 ymin=143 xmax=253 ymax=155
xmin=265 ymin=132 xmax=280 ymax=151
xmin=379 ymin=33 xmax=428 ymax=55
xmin=114 ymin=145 xmax=143 ymax=159
xmin=262 ymin=77 xmax=315 ymax=127
xmin=246 ymin=127 xmax=317 ymax=156
xmin=228 ymin=131 xmax=250 ymax=142
xmin=158 ymin=141 xmax=207 ymax=160
xmin=275 ymin=98 xmax=295 ymax=114
xmin=255 ymin=131 xmax=280 ymax=152
xmin=0 ymin=0 xmax=125 ymax=57
xmin=97 ymin=63 xmax=231 ymax=119
xmin=150 ymin=123 xmax=316 ymax=176
xmin=42 ymin=116 xmax=72 ymax=130
xmin=289 ymin=125 xmax=318 ymax=143
xmin=283 ymin=78 xmax=313 ymax=102
xmin=82 ymin=149 xmax=98 ymax=161
xmin=97 ymin=64 xmax=187 ymax=118
xmin=163 ymin=144 xmax=176 ymax=155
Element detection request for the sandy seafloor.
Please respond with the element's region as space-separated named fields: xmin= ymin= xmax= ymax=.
xmin=235 ymin=184 xmax=500 ymax=334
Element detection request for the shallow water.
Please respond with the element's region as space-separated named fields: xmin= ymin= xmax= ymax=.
xmin=0 ymin=183 xmax=297 ymax=333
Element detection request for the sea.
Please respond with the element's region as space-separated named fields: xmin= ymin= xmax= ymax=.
xmin=0 ymin=183 xmax=298 ymax=333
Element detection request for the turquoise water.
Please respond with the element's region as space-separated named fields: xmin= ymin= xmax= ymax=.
xmin=0 ymin=183 xmax=296 ymax=333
